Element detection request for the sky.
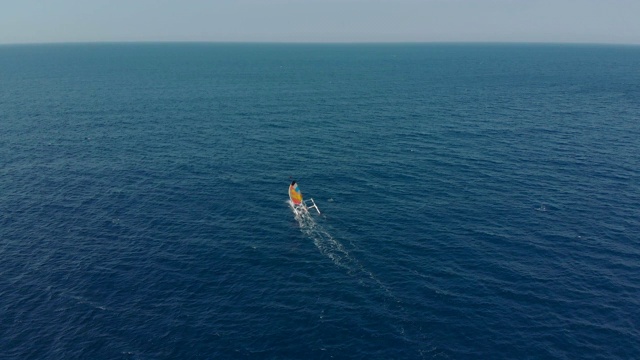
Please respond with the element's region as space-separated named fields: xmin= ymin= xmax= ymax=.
xmin=1 ymin=0 xmax=639 ymax=45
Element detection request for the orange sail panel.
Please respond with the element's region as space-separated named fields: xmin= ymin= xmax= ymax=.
xmin=289 ymin=183 xmax=303 ymax=205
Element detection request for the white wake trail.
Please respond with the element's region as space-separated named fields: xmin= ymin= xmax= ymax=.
xmin=288 ymin=200 xmax=439 ymax=358
xmin=289 ymin=201 xmax=396 ymax=297
xmin=290 ymin=202 xmax=350 ymax=268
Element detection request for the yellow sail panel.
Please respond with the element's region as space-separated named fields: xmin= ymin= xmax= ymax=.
xmin=289 ymin=182 xmax=303 ymax=205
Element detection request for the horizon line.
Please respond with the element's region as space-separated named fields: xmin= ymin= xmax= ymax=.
xmin=2 ymin=40 xmax=639 ymax=47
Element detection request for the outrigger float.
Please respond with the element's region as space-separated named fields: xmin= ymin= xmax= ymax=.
xmin=289 ymin=180 xmax=320 ymax=215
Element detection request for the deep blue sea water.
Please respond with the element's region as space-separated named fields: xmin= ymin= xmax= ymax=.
xmin=1 ymin=43 xmax=639 ymax=359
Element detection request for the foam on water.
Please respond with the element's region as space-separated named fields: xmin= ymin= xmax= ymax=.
xmin=288 ymin=199 xmax=443 ymax=358
xmin=289 ymin=200 xmax=393 ymax=292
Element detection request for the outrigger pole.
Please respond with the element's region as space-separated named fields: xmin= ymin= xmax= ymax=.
xmin=304 ymin=198 xmax=321 ymax=215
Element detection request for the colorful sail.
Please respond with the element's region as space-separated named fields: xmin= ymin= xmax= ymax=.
xmin=289 ymin=181 xmax=303 ymax=205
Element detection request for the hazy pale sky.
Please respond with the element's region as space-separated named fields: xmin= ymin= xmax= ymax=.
xmin=1 ymin=0 xmax=639 ymax=44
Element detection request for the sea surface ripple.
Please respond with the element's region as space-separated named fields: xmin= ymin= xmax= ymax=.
xmin=1 ymin=43 xmax=639 ymax=359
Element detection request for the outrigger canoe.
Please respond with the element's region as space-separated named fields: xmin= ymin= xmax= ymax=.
xmin=289 ymin=180 xmax=320 ymax=215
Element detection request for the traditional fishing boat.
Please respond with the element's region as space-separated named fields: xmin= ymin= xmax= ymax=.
xmin=288 ymin=180 xmax=320 ymax=215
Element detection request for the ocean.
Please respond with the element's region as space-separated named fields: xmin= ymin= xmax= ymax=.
xmin=1 ymin=43 xmax=639 ymax=359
